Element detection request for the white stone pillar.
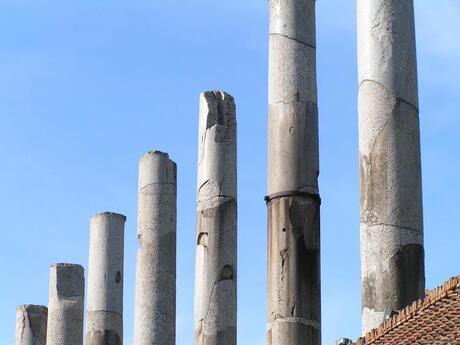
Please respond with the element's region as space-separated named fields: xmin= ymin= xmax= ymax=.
xmin=86 ymin=212 xmax=125 ymax=345
xmin=194 ymin=91 xmax=237 ymax=345
xmin=15 ymin=305 xmax=47 ymax=345
xmin=46 ymin=263 xmax=84 ymax=345
xmin=358 ymin=0 xmax=425 ymax=333
xmin=267 ymin=1 xmax=321 ymax=344
xmin=133 ymin=151 xmax=177 ymax=345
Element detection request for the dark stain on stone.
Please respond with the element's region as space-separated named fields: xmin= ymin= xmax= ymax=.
xmin=220 ymin=265 xmax=233 ymax=280
xmin=115 ymin=271 xmax=121 ymax=284
xmin=86 ymin=330 xmax=122 ymax=345
xmin=362 ymin=243 xmax=425 ymax=311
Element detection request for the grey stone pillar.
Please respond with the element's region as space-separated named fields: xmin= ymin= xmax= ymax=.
xmin=46 ymin=263 xmax=84 ymax=345
xmin=86 ymin=212 xmax=125 ymax=345
xmin=357 ymin=0 xmax=425 ymax=333
xmin=133 ymin=151 xmax=177 ymax=345
xmin=15 ymin=305 xmax=47 ymax=345
xmin=267 ymin=1 xmax=321 ymax=344
xmin=194 ymin=91 xmax=237 ymax=345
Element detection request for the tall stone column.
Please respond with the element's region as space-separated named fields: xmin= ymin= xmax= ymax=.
xmin=194 ymin=91 xmax=237 ymax=345
xmin=15 ymin=305 xmax=47 ymax=345
xmin=357 ymin=0 xmax=425 ymax=333
xmin=133 ymin=151 xmax=177 ymax=345
xmin=46 ymin=263 xmax=85 ymax=345
xmin=267 ymin=1 xmax=321 ymax=344
xmin=86 ymin=212 xmax=125 ymax=345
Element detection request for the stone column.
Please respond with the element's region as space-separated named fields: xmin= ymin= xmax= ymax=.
xmin=46 ymin=263 xmax=85 ymax=345
xmin=194 ymin=91 xmax=237 ymax=345
xmin=133 ymin=151 xmax=177 ymax=345
xmin=15 ymin=305 xmax=47 ymax=345
xmin=357 ymin=0 xmax=425 ymax=333
xmin=267 ymin=1 xmax=321 ymax=344
xmin=86 ymin=212 xmax=125 ymax=345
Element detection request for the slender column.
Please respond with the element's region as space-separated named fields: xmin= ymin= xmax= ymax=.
xmin=15 ymin=305 xmax=47 ymax=345
xmin=133 ymin=151 xmax=177 ymax=345
xmin=267 ymin=1 xmax=321 ymax=344
xmin=86 ymin=212 xmax=125 ymax=345
xmin=194 ymin=91 xmax=237 ymax=345
xmin=46 ymin=263 xmax=85 ymax=345
xmin=357 ymin=0 xmax=425 ymax=333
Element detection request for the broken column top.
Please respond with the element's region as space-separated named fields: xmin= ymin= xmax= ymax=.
xmin=49 ymin=263 xmax=84 ymax=296
xmin=139 ymin=150 xmax=177 ymax=188
xmin=91 ymin=212 xmax=126 ymax=221
xmin=198 ymin=90 xmax=237 ymax=201
xmin=17 ymin=305 xmax=48 ymax=312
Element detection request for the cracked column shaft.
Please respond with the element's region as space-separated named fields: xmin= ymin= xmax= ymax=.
xmin=194 ymin=91 xmax=237 ymax=345
xmin=133 ymin=151 xmax=177 ymax=345
xmin=86 ymin=212 xmax=125 ymax=345
xmin=15 ymin=305 xmax=47 ymax=345
xmin=46 ymin=263 xmax=84 ymax=345
xmin=357 ymin=0 xmax=425 ymax=333
xmin=267 ymin=1 xmax=321 ymax=344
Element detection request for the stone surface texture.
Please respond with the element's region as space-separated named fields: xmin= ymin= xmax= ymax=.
xmin=194 ymin=91 xmax=237 ymax=345
xmin=267 ymin=1 xmax=321 ymax=344
xmin=15 ymin=305 xmax=48 ymax=345
xmin=357 ymin=0 xmax=425 ymax=334
xmin=133 ymin=151 xmax=177 ymax=345
xmin=46 ymin=263 xmax=84 ymax=345
xmin=87 ymin=212 xmax=125 ymax=345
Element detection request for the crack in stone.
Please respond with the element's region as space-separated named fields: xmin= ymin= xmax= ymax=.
xmin=359 ymin=79 xmax=419 ymax=112
xmin=362 ymin=222 xmax=422 ymax=234
xmin=269 ymin=32 xmax=316 ymax=49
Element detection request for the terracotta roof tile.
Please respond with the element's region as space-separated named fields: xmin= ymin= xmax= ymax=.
xmin=354 ymin=275 xmax=460 ymax=345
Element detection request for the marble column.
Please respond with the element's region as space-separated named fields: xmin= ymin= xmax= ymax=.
xmin=133 ymin=151 xmax=177 ymax=345
xmin=357 ymin=0 xmax=425 ymax=333
xmin=15 ymin=305 xmax=47 ymax=345
xmin=194 ymin=91 xmax=237 ymax=345
xmin=267 ymin=1 xmax=321 ymax=344
xmin=86 ymin=212 xmax=125 ymax=345
xmin=46 ymin=263 xmax=84 ymax=345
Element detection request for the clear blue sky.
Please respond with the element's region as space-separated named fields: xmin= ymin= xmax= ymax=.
xmin=1 ymin=1 xmax=459 ymax=344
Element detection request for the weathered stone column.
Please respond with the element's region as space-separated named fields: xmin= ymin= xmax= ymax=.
xmin=194 ymin=91 xmax=237 ymax=345
xmin=357 ymin=0 xmax=425 ymax=333
xmin=15 ymin=305 xmax=47 ymax=345
xmin=133 ymin=151 xmax=177 ymax=345
xmin=267 ymin=1 xmax=321 ymax=344
xmin=46 ymin=263 xmax=85 ymax=345
xmin=86 ymin=212 xmax=125 ymax=345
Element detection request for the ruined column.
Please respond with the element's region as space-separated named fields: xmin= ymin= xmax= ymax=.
xmin=86 ymin=212 xmax=125 ymax=345
xmin=194 ymin=91 xmax=237 ymax=345
xmin=267 ymin=1 xmax=321 ymax=344
xmin=357 ymin=0 xmax=425 ymax=333
xmin=46 ymin=263 xmax=84 ymax=345
xmin=15 ymin=305 xmax=47 ymax=345
xmin=133 ymin=151 xmax=177 ymax=345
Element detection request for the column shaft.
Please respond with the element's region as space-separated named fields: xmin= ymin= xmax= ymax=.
xmin=15 ymin=305 xmax=47 ymax=345
xmin=133 ymin=151 xmax=177 ymax=345
xmin=357 ymin=0 xmax=425 ymax=333
xmin=267 ymin=1 xmax=321 ymax=344
xmin=87 ymin=212 xmax=125 ymax=345
xmin=46 ymin=263 xmax=84 ymax=345
xmin=194 ymin=91 xmax=237 ymax=345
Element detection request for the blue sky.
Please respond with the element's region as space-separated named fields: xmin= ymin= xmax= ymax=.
xmin=0 ymin=1 xmax=459 ymax=344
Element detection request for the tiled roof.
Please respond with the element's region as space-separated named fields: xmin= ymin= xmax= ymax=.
xmin=354 ymin=275 xmax=460 ymax=345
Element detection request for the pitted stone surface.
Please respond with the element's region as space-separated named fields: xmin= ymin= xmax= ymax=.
xmin=46 ymin=263 xmax=84 ymax=345
xmin=15 ymin=305 xmax=47 ymax=345
xmin=194 ymin=91 xmax=237 ymax=345
xmin=358 ymin=0 xmax=424 ymax=334
xmin=133 ymin=151 xmax=176 ymax=345
xmin=86 ymin=212 xmax=125 ymax=345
